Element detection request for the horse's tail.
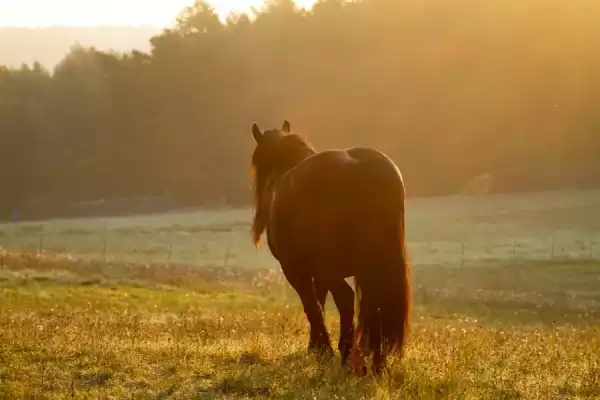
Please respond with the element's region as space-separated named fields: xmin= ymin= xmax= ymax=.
xmin=354 ymin=205 xmax=411 ymax=366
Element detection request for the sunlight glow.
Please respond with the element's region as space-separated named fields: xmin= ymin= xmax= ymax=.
xmin=0 ymin=0 xmax=318 ymax=27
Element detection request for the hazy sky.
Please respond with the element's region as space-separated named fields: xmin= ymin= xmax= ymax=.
xmin=0 ymin=0 xmax=316 ymax=27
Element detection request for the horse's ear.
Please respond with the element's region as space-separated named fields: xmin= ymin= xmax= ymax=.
xmin=282 ymin=120 xmax=291 ymax=133
xmin=252 ymin=123 xmax=263 ymax=143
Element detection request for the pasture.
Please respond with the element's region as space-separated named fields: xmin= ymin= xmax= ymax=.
xmin=1 ymin=189 xmax=600 ymax=268
xmin=0 ymin=188 xmax=599 ymax=398
xmin=0 ymin=253 xmax=598 ymax=398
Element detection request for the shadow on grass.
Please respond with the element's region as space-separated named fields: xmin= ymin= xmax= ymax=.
xmin=195 ymin=350 xmax=556 ymax=400
xmin=195 ymin=351 xmax=362 ymax=399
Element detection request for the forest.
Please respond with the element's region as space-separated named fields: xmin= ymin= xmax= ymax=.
xmin=1 ymin=0 xmax=599 ymax=220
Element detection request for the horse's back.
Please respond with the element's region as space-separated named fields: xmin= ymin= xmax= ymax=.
xmin=270 ymin=147 xmax=405 ymax=277
xmin=288 ymin=147 xmax=404 ymax=211
xmin=287 ymin=147 xmax=403 ymax=193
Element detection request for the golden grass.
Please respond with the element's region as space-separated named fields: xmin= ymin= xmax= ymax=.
xmin=0 ymin=252 xmax=598 ymax=399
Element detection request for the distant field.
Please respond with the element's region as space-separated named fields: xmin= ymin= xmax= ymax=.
xmin=1 ymin=189 xmax=600 ymax=268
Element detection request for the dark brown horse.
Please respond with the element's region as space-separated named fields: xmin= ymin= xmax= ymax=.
xmin=249 ymin=120 xmax=411 ymax=374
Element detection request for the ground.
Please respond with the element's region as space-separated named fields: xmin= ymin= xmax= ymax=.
xmin=0 ymin=252 xmax=598 ymax=399
xmin=0 ymin=189 xmax=599 ymax=398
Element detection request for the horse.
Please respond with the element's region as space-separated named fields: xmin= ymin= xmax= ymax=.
xmin=249 ymin=120 xmax=411 ymax=375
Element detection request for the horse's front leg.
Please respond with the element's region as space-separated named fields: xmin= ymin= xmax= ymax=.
xmin=284 ymin=269 xmax=333 ymax=358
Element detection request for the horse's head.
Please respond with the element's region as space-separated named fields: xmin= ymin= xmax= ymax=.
xmin=249 ymin=120 xmax=314 ymax=246
xmin=250 ymin=120 xmax=290 ymax=187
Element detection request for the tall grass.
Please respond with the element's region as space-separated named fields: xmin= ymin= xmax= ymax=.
xmin=0 ymin=252 xmax=598 ymax=398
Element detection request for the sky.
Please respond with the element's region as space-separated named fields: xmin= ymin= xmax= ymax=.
xmin=0 ymin=0 xmax=316 ymax=27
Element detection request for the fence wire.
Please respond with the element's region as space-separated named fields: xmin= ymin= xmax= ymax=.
xmin=1 ymin=222 xmax=599 ymax=269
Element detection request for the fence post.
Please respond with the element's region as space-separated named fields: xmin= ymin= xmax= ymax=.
xmin=460 ymin=241 xmax=465 ymax=268
xmin=102 ymin=221 xmax=108 ymax=264
xmin=224 ymin=245 xmax=230 ymax=268
xmin=512 ymin=240 xmax=517 ymax=258
xmin=167 ymin=232 xmax=173 ymax=266
xmin=38 ymin=224 xmax=44 ymax=254
xmin=18 ymin=225 xmax=23 ymax=253
xmin=550 ymin=237 xmax=556 ymax=259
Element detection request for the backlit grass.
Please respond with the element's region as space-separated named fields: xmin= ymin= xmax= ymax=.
xmin=0 ymin=252 xmax=598 ymax=398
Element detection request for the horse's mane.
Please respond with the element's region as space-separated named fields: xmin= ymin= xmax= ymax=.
xmin=251 ymin=133 xmax=315 ymax=247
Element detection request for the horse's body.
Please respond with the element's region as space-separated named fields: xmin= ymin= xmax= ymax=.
xmin=250 ymin=121 xmax=411 ymax=374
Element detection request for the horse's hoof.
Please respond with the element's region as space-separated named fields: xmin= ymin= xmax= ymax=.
xmin=349 ymin=364 xmax=368 ymax=377
xmin=347 ymin=347 xmax=367 ymax=375
xmin=370 ymin=363 xmax=389 ymax=378
xmin=308 ymin=344 xmax=334 ymax=360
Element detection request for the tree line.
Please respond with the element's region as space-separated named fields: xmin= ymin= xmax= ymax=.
xmin=1 ymin=0 xmax=600 ymax=220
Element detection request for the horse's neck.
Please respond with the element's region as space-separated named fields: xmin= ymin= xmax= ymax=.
xmin=266 ymin=146 xmax=316 ymax=210
xmin=277 ymin=147 xmax=316 ymax=176
xmin=264 ymin=147 xmax=314 ymax=220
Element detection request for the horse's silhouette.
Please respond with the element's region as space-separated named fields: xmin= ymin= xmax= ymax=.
xmin=249 ymin=120 xmax=411 ymax=374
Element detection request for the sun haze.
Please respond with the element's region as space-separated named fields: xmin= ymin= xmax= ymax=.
xmin=0 ymin=0 xmax=316 ymax=27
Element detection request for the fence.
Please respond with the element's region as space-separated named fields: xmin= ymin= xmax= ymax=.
xmin=1 ymin=221 xmax=599 ymax=269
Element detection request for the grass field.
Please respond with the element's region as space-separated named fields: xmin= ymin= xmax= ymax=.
xmin=1 ymin=189 xmax=600 ymax=268
xmin=0 ymin=252 xmax=598 ymax=399
xmin=0 ymin=189 xmax=599 ymax=398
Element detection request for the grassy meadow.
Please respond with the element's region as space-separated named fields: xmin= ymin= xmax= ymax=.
xmin=0 ymin=189 xmax=599 ymax=398
xmin=0 ymin=252 xmax=598 ymax=398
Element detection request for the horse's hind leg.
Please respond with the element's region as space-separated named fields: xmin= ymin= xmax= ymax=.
xmin=328 ymin=279 xmax=355 ymax=367
xmin=283 ymin=270 xmax=333 ymax=358
xmin=314 ymin=279 xmax=329 ymax=312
